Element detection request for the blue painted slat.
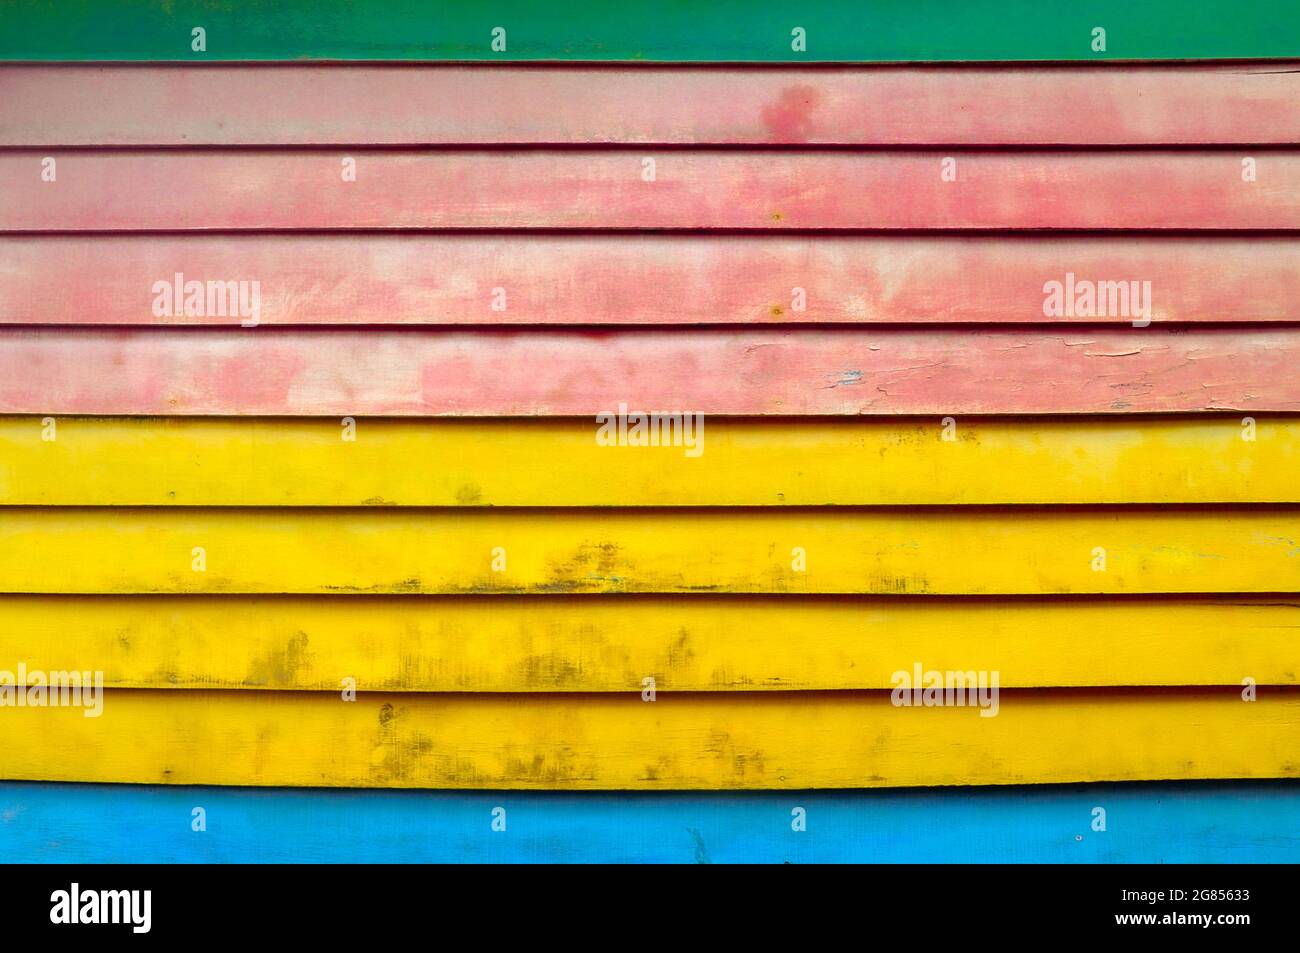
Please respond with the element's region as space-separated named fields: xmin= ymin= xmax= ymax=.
xmin=2 ymin=781 xmax=1297 ymax=863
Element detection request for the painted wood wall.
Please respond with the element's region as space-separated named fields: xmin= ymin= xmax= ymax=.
xmin=1 ymin=1 xmax=1298 ymax=862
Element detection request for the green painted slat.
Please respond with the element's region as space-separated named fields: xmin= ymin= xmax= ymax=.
xmin=0 ymin=0 xmax=1296 ymax=62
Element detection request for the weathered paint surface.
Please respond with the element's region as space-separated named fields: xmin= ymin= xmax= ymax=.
xmin=2 ymin=416 xmax=1298 ymax=506
xmin=0 ymin=328 xmax=1294 ymax=416
xmin=4 ymin=150 xmax=1298 ymax=231
xmin=4 ymin=235 xmax=1299 ymax=326
xmin=1 ymin=595 xmax=1295 ymax=692
xmin=2 ymin=0 xmax=1296 ymax=62
xmin=3 ymin=781 xmax=1298 ymax=863
xmin=2 ymin=688 xmax=1297 ymax=789
xmin=2 ymin=327 xmax=1289 ymax=416
xmin=0 ymin=508 xmax=1297 ymax=595
xmin=7 ymin=64 xmax=1300 ymax=146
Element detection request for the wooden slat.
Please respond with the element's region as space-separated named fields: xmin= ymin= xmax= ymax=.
xmin=3 ymin=416 xmax=1298 ymax=507
xmin=3 ymin=595 xmax=1295 ymax=691
xmin=1 ymin=0 xmax=1296 ymax=63
xmin=5 ymin=234 xmax=1299 ymax=326
xmin=0 ymin=508 xmax=1296 ymax=595
xmin=2 ymin=688 xmax=1296 ymax=789
xmin=4 ymin=781 xmax=1298 ymax=863
xmin=6 ymin=64 xmax=1300 ymax=146
xmin=4 ymin=150 xmax=1298 ymax=232
xmin=1 ymin=327 xmax=1296 ymax=416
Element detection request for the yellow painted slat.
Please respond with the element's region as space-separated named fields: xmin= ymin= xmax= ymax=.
xmin=3 ymin=595 xmax=1296 ymax=690
xmin=2 ymin=688 xmax=1296 ymax=789
xmin=1 ymin=415 xmax=1294 ymax=506
xmin=0 ymin=507 xmax=1297 ymax=594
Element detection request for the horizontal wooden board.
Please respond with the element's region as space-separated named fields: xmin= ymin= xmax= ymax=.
xmin=4 ymin=150 xmax=1298 ymax=231
xmin=4 ymin=781 xmax=1297 ymax=863
xmin=2 ymin=327 xmax=1297 ymax=416
xmin=2 ymin=594 xmax=1295 ymax=691
xmin=0 ymin=508 xmax=1297 ymax=595
xmin=2 ymin=688 xmax=1296 ymax=789
xmin=5 ymin=235 xmax=1300 ymax=326
xmin=7 ymin=65 xmax=1300 ymax=146
xmin=1 ymin=0 xmax=1296 ymax=62
xmin=3 ymin=416 xmax=1298 ymax=507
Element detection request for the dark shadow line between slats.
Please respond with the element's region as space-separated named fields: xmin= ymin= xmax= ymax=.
xmin=5 ymin=502 xmax=1300 ymax=514
xmin=5 ymin=141 xmax=1300 ymax=152
xmin=4 ymin=57 xmax=1300 ymax=68
xmin=3 ymin=320 xmax=1300 ymax=332
xmin=2 ymin=59 xmax=1299 ymax=71
xmin=53 ymin=685 xmax=1300 ymax=700
xmin=0 ymin=590 xmax=1294 ymax=607
xmin=6 ymin=227 xmax=1300 ymax=237
xmin=2 ymin=410 xmax=1298 ymax=424
xmin=10 ymin=227 xmax=1300 ymax=238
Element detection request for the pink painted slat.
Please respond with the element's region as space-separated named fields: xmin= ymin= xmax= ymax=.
xmin=3 ymin=64 xmax=1300 ymax=146
xmin=2 ymin=150 xmax=1296 ymax=231
xmin=0 ymin=327 xmax=1294 ymax=416
xmin=2 ymin=234 xmax=1298 ymax=326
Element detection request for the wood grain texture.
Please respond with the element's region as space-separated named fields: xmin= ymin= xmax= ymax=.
xmin=2 ymin=0 xmax=1296 ymax=62
xmin=4 ymin=781 xmax=1298 ymax=863
xmin=7 ymin=64 xmax=1300 ymax=146
xmin=6 ymin=234 xmax=1300 ymax=327
xmin=0 ymin=327 xmax=1295 ymax=416
xmin=3 ymin=416 xmax=1298 ymax=507
xmin=4 ymin=150 xmax=1297 ymax=232
xmin=0 ymin=508 xmax=1297 ymax=595
xmin=2 ymin=594 xmax=1295 ymax=691
xmin=2 ymin=688 xmax=1297 ymax=789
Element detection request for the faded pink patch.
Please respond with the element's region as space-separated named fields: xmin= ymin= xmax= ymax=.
xmin=198 ymin=348 xmax=307 ymax=413
xmin=760 ymin=85 xmax=821 ymax=143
